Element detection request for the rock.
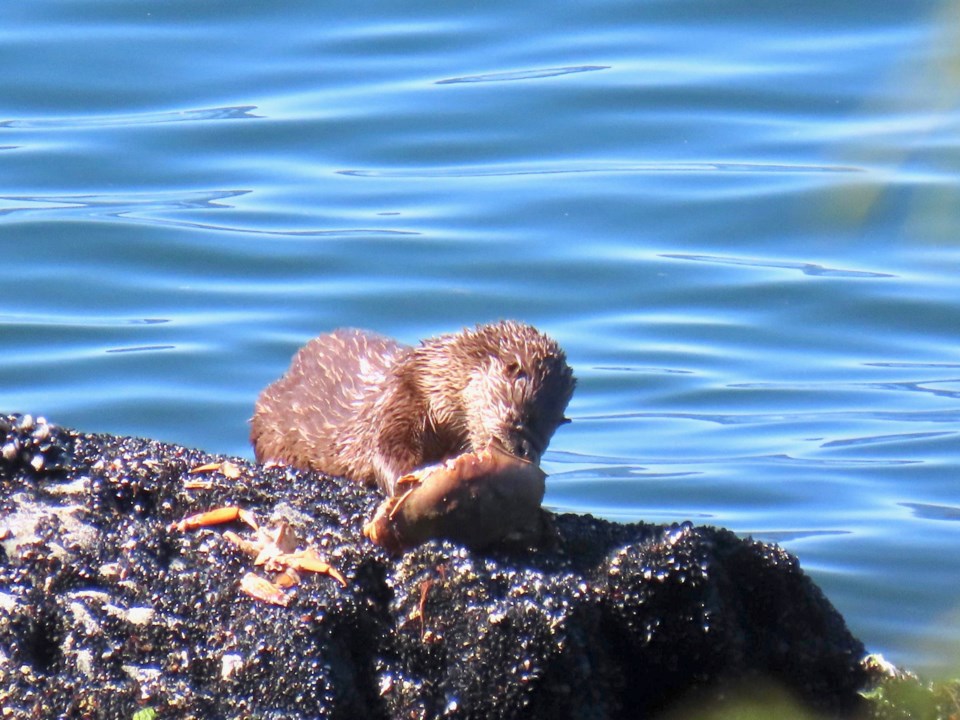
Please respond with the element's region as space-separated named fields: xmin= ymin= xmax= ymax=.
xmin=0 ymin=414 xmax=869 ymax=719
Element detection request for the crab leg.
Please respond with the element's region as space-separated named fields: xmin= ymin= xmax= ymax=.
xmin=239 ymin=572 xmax=289 ymax=607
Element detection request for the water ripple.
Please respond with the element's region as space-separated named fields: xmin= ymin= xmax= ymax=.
xmin=0 ymin=190 xmax=418 ymax=237
xmin=547 ymin=450 xmax=641 ymax=466
xmin=864 ymin=362 xmax=960 ymax=369
xmin=338 ymin=161 xmax=862 ymax=178
xmin=0 ymin=189 xmax=247 ymax=215
xmin=821 ymin=431 xmax=956 ymax=448
xmin=659 ymin=253 xmax=895 ymax=278
xmin=863 ymin=379 xmax=960 ymax=400
xmin=753 ymin=529 xmax=852 ymax=543
xmin=105 ymin=345 xmax=176 ymax=354
xmin=0 ymin=105 xmax=262 ymax=129
xmin=583 ymin=409 xmax=960 ymax=425
xmin=435 ymin=65 xmax=610 ymax=84
xmin=0 ymin=314 xmax=169 ymax=327
xmin=899 ymin=502 xmax=960 ymax=522
xmin=593 ymin=365 xmax=696 ymax=375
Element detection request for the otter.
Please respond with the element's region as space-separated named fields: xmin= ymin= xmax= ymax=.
xmin=250 ymin=321 xmax=575 ymax=496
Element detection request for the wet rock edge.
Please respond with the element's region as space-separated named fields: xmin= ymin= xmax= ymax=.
xmin=0 ymin=414 xmax=873 ymax=719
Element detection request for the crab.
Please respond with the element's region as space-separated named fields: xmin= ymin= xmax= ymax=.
xmin=170 ymin=467 xmax=346 ymax=606
xmin=171 ymin=442 xmax=549 ymax=603
xmin=363 ymin=440 xmax=548 ymax=554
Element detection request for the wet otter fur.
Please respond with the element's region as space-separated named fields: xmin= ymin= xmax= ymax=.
xmin=251 ymin=321 xmax=575 ymax=496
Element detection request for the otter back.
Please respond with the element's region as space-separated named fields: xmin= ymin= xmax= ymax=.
xmin=250 ymin=329 xmax=406 ymax=479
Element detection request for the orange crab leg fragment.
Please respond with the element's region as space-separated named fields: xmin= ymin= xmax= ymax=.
xmin=295 ymin=557 xmax=347 ymax=587
xmin=170 ymin=506 xmax=259 ymax=533
xmin=239 ymin=572 xmax=289 ymax=607
xmin=189 ymin=460 xmax=242 ymax=478
xmin=170 ymin=505 xmax=242 ymax=532
xmin=274 ymin=549 xmax=347 ymax=587
xmin=223 ymin=530 xmax=261 ymax=555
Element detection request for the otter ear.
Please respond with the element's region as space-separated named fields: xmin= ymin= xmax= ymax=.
xmin=505 ymin=360 xmax=527 ymax=380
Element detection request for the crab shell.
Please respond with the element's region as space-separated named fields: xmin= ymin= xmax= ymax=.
xmin=363 ymin=441 xmax=547 ymax=553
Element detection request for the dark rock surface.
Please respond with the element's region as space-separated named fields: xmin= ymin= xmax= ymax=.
xmin=0 ymin=414 xmax=869 ymax=719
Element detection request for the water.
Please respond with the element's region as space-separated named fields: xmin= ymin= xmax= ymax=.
xmin=3 ymin=0 xmax=960 ymax=677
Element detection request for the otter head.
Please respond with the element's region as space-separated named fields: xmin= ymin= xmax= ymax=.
xmin=452 ymin=322 xmax=575 ymax=465
xmin=461 ymin=354 xmax=574 ymax=464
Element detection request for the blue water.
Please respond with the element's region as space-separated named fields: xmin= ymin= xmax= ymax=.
xmin=3 ymin=0 xmax=960 ymax=676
